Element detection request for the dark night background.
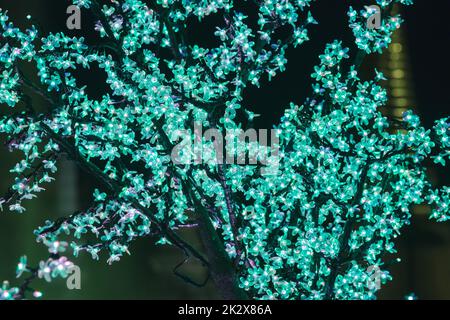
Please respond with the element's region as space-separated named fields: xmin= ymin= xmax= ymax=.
xmin=0 ymin=0 xmax=449 ymax=299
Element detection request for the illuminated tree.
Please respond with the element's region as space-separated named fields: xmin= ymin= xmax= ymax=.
xmin=0 ymin=0 xmax=449 ymax=300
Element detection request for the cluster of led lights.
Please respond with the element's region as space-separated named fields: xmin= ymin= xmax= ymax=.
xmin=0 ymin=0 xmax=449 ymax=300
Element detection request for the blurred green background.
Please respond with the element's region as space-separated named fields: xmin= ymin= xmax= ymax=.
xmin=0 ymin=0 xmax=449 ymax=299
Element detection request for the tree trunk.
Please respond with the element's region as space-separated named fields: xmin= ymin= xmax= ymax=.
xmin=197 ymin=209 xmax=248 ymax=300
